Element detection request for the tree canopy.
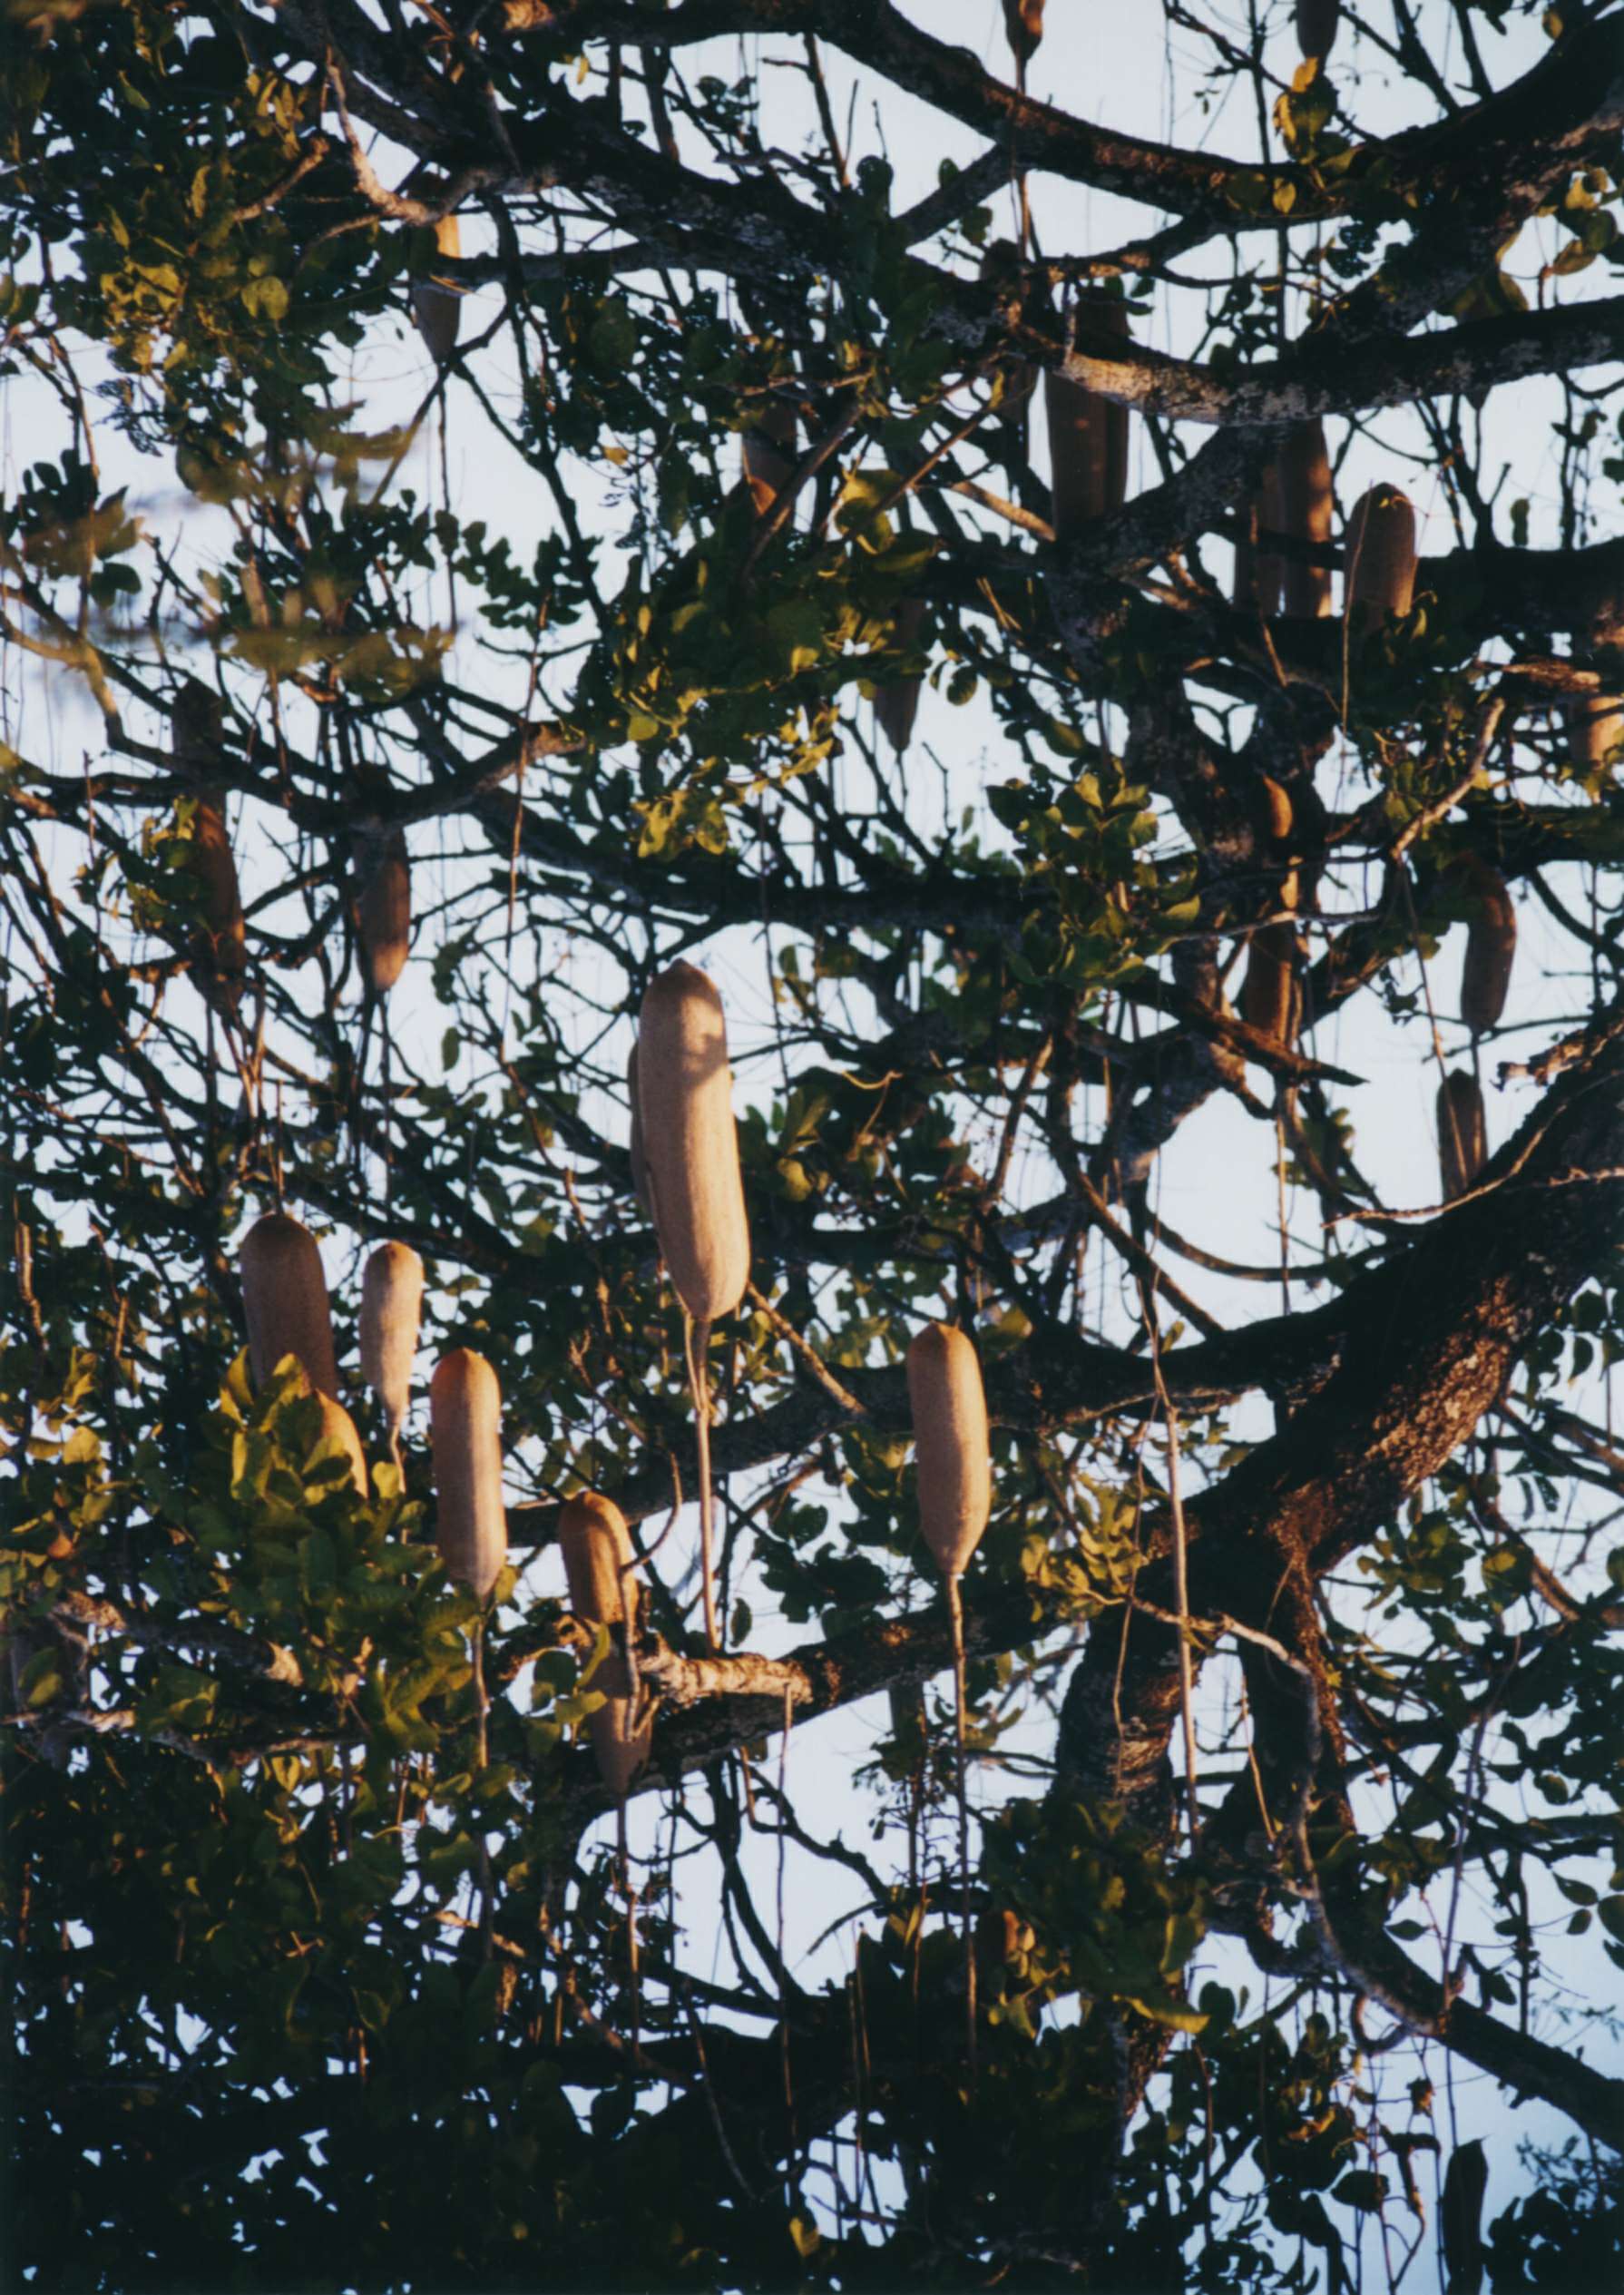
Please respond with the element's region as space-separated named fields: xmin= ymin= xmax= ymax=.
xmin=3 ymin=1 xmax=1623 ymax=2286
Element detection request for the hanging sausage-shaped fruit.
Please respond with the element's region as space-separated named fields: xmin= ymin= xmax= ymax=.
xmin=240 ymin=1211 xmax=341 ymax=1399
xmin=1277 ymin=421 xmax=1335 ymax=621
xmin=171 ymin=683 xmax=246 ymax=1016
xmin=1296 ymin=0 xmax=1339 ymax=65
xmin=310 ymin=1395 xmax=368 ymax=1497
xmin=1234 ymin=461 xmax=1284 ymax=618
xmin=1344 ymin=484 xmax=1417 ymax=639
xmin=742 ymin=397 xmax=798 ymax=520
xmin=1044 ymin=300 xmax=1130 ymax=538
xmin=1436 ymin=1072 xmax=1487 ymax=1202
xmin=874 ymin=599 xmax=927 ymax=758
xmin=429 ymin=1349 xmax=506 ymax=1601
xmin=353 ymin=828 xmax=411 ymax=998
xmin=559 ymin=1491 xmax=653 ymax=1801
xmin=411 ymin=215 xmax=464 ymax=366
xmin=1457 ymin=856 xmax=1516 ymax=1038
xmin=636 ymin=962 xmax=751 ymax=1651
xmin=1240 ymin=778 xmax=1300 ymax=1051
xmin=1003 ymin=0 xmax=1043 ymax=64
xmin=359 ymin=1241 xmax=424 ymax=1460
xmin=908 ymin=1321 xmax=992 ymax=2072
xmin=1568 ymin=619 xmax=1623 ymax=772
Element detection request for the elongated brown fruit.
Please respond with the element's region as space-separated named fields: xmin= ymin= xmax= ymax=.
xmin=240 ymin=1211 xmax=340 ymax=1399
xmin=172 ymin=678 xmax=223 ymax=770
xmin=560 ymin=1491 xmax=652 ymax=1800
xmin=429 ymin=1349 xmax=506 ymax=1599
xmin=1242 ymin=923 xmax=1300 ymax=1049
xmin=636 ymin=963 xmax=751 ymax=1324
xmin=627 ymin=1045 xmax=651 ymax=1214
xmin=887 ymin=1679 xmax=928 ymax=1766
xmin=742 ymin=398 xmax=797 ymax=519
xmin=1242 ymin=826 xmax=1301 ymax=1051
xmin=311 ymin=1394 xmax=368 ymax=1496
xmin=1296 ymin=0 xmax=1339 ymax=61
xmin=1044 ymin=301 xmax=1130 ymax=537
xmin=1441 ymin=2140 xmax=1488 ymax=2295
xmin=1436 ymin=1072 xmax=1486 ymax=1202
xmin=411 ymin=215 xmax=462 ymax=365
xmin=1003 ymin=0 xmax=1043 ymax=62
xmin=1344 ymin=484 xmax=1417 ymax=638
xmin=908 ymin=1323 xmax=991 ymax=1582
xmin=981 ymin=241 xmax=1034 ymax=468
xmin=1458 ymin=857 xmax=1516 ymax=1036
xmin=974 ymin=1905 xmax=1036 ymax=1984
xmin=1570 ymin=689 xmax=1623 ymax=770
xmin=172 ymin=687 xmax=244 ymax=1013
xmin=875 ymin=599 xmax=926 ymax=757
xmin=1277 ymin=421 xmax=1334 ymax=620
xmin=1234 ymin=463 xmax=1283 ymax=616
xmin=185 ymin=796 xmax=247 ymax=1015
xmin=354 ymin=828 xmax=410 ymax=997
xmin=360 ymin=1241 xmax=424 ymax=1441
xmin=1258 ymin=775 xmax=1294 ymax=846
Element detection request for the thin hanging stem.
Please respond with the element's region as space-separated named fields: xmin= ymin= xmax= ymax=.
xmin=473 ymin=1611 xmax=492 ymax=1962
xmin=471 ymin=1611 xmax=490 ymax=1773
xmin=947 ymin=1574 xmax=976 ymax=2084
xmin=685 ymin=1311 xmax=720 ymax=1650
xmin=618 ymin=1796 xmax=641 ymax=2047
xmin=1140 ymin=1275 xmax=1200 ymax=1844
xmin=1162 ymin=1397 xmax=1200 ymax=1843
xmin=777 ymin=1682 xmax=795 ymax=2146
xmin=381 ymin=1018 xmax=394 ymax=1212
xmin=1274 ymin=1106 xmax=1292 ymax=1318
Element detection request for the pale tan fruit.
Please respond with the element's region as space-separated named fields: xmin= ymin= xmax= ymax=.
xmin=627 ymin=1045 xmax=651 ymax=1214
xmin=1457 ymin=857 xmax=1516 ymax=1037
xmin=240 ymin=1212 xmax=340 ymax=1399
xmin=1296 ymin=0 xmax=1339 ymax=62
xmin=907 ymin=1323 xmax=991 ymax=1581
xmin=1436 ymin=1072 xmax=1486 ymax=1202
xmin=1344 ymin=484 xmax=1417 ymax=638
xmin=354 ymin=829 xmax=410 ymax=998
xmin=911 ymin=1319 xmax=991 ymax=2067
xmin=411 ymin=216 xmax=463 ymax=365
xmin=359 ymin=1241 xmax=424 ymax=1439
xmin=1044 ymin=301 xmax=1130 ymax=536
xmin=429 ymin=1349 xmax=506 ymax=1600
xmin=559 ymin=1491 xmax=651 ymax=1800
xmin=559 ymin=1491 xmax=641 ymax=1674
xmin=742 ymin=399 xmax=798 ymax=519
xmin=874 ymin=599 xmax=926 ymax=757
xmin=1277 ymin=421 xmax=1334 ymax=620
xmin=636 ymin=962 xmax=750 ymax=1324
xmin=311 ymin=1394 xmax=368 ymax=1496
